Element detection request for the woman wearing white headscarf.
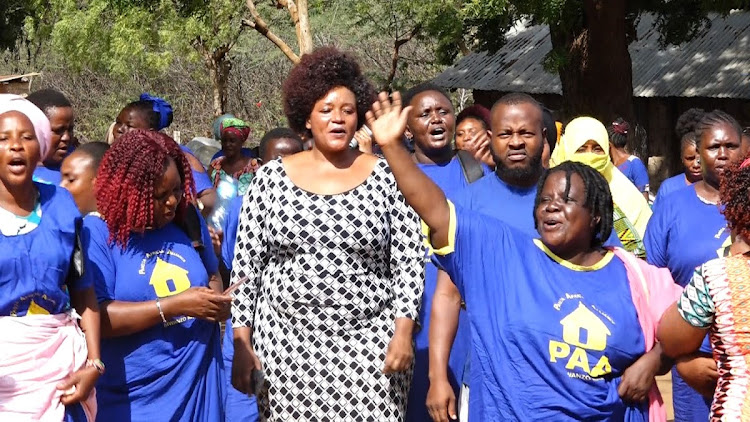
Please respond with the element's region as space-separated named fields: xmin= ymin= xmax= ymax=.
xmin=0 ymin=94 xmax=100 ymax=421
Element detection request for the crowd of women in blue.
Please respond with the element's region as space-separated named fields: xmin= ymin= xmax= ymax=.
xmin=1 ymin=45 xmax=750 ymax=422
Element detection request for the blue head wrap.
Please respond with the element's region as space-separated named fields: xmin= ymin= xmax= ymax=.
xmin=140 ymin=93 xmax=173 ymax=130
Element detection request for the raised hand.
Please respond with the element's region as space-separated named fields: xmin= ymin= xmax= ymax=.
xmin=365 ymin=91 xmax=412 ymax=149
xmin=354 ymin=126 xmax=373 ymax=154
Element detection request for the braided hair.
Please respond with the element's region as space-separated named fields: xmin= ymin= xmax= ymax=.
xmin=675 ymin=108 xmax=705 ymax=140
xmin=695 ymin=110 xmax=742 ymax=146
xmin=533 ymin=161 xmax=614 ymax=248
xmin=96 ymin=130 xmax=194 ymax=247
xmin=607 ymin=117 xmax=630 ymax=149
xmin=720 ymin=153 xmax=750 ymax=242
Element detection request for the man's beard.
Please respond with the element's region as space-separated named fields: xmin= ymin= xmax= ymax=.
xmin=492 ymin=147 xmax=544 ymax=187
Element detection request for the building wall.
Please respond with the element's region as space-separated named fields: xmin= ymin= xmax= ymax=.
xmin=0 ymin=80 xmax=33 ymax=96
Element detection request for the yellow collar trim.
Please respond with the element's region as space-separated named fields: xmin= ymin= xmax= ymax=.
xmin=532 ymin=239 xmax=614 ymax=271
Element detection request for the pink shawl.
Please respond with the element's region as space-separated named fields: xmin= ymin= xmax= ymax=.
xmin=0 ymin=312 xmax=97 ymax=421
xmin=613 ymin=248 xmax=682 ymax=422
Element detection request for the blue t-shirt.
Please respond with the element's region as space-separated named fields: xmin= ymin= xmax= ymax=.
xmin=417 ymin=156 xmax=492 ymax=192
xmin=221 ymin=196 xmax=260 ymax=422
xmin=180 ymin=145 xmax=215 ymax=194
xmin=434 ymin=205 xmax=647 ymax=421
xmin=0 ymin=183 xmax=88 ymax=316
xmin=617 ymin=155 xmax=649 ymax=193
xmin=652 ymin=173 xmax=688 ymax=209
xmin=455 ymin=174 xmax=538 ymax=237
xmin=33 ymin=164 xmax=62 ymax=185
xmin=407 ymin=156 xmax=486 ymax=422
xmin=644 ymin=184 xmax=729 ymax=422
xmin=82 ymin=212 xmax=225 ymax=422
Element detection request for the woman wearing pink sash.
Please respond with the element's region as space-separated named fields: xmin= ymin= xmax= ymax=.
xmin=0 ymin=94 xmax=100 ymax=421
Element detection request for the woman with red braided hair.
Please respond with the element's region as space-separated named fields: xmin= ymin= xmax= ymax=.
xmin=658 ymin=152 xmax=750 ymax=421
xmin=81 ymin=129 xmax=231 ymax=421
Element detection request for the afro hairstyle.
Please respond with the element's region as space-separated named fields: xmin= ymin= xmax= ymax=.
xmin=282 ymin=47 xmax=376 ymax=138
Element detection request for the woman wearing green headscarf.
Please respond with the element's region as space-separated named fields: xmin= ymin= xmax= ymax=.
xmin=209 ymin=117 xmax=260 ymax=196
xmin=550 ymin=116 xmax=652 ymax=257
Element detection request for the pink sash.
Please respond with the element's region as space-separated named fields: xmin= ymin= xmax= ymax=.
xmin=614 ymin=248 xmax=682 ymax=422
xmin=0 ymin=312 xmax=97 ymax=421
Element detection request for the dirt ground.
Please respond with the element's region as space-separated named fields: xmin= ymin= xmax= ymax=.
xmin=657 ymin=373 xmax=674 ymax=421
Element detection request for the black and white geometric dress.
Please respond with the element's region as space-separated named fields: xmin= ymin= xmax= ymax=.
xmin=231 ymin=159 xmax=425 ymax=421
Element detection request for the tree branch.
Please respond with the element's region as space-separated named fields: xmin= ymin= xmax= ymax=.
xmin=277 ymin=0 xmax=312 ymax=55
xmin=243 ymin=0 xmax=300 ymax=63
xmin=384 ymin=24 xmax=422 ymax=91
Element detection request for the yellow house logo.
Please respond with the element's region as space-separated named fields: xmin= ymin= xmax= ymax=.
xmin=549 ymin=302 xmax=612 ymax=378
xmin=149 ymin=258 xmax=191 ymax=298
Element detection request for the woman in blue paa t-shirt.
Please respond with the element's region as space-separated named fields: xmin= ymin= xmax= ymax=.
xmin=83 ymin=130 xmax=230 ymax=422
xmin=366 ymin=95 xmax=675 ymax=421
xmin=652 ymin=130 xmax=702 ymax=209
xmin=111 ymin=94 xmax=218 ymax=217
xmin=644 ymin=110 xmax=745 ymax=422
xmin=0 ymin=96 xmax=101 ymax=421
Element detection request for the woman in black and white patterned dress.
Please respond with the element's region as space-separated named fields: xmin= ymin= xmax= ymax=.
xmin=230 ymin=47 xmax=425 ymax=421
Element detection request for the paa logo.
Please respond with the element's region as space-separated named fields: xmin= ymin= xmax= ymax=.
xmin=549 ymin=302 xmax=612 ymax=378
xmin=149 ymin=258 xmax=191 ymax=298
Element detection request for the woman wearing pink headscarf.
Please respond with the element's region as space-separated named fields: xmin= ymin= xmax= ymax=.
xmin=0 ymin=94 xmax=100 ymax=421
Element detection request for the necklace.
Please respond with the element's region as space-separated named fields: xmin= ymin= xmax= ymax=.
xmin=696 ymin=193 xmax=718 ymax=206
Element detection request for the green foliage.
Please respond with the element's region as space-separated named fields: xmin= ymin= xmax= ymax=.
xmin=1 ymin=1 xmax=35 ymax=51
xmin=49 ymin=0 xmax=177 ymax=76
xmin=45 ymin=0 xmax=245 ymax=77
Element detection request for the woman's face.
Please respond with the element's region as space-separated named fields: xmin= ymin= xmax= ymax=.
xmin=681 ymin=142 xmax=702 ymax=183
xmin=535 ymin=170 xmax=598 ymax=256
xmin=699 ymin=123 xmax=742 ymax=187
xmin=406 ymin=91 xmax=455 ymax=153
xmin=114 ymin=107 xmax=151 ymax=142
xmin=455 ymin=117 xmax=485 ymax=150
xmin=60 ymin=151 xmax=97 ymax=214
xmin=152 ymin=158 xmax=183 ymax=229
xmin=46 ymin=106 xmax=75 ymax=166
xmin=0 ymin=111 xmax=40 ymax=189
xmin=221 ymin=131 xmax=245 ymax=159
xmin=306 ymin=86 xmax=358 ymax=153
xmin=575 ymin=140 xmax=606 ymax=155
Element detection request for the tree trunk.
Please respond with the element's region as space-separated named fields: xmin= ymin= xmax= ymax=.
xmin=193 ymin=38 xmax=230 ymax=116
xmin=550 ymin=0 xmax=635 ymax=125
xmin=296 ymin=0 xmax=313 ymax=55
xmin=208 ymin=56 xmax=230 ymax=117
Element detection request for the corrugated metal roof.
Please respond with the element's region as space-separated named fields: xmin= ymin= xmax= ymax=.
xmin=434 ymin=12 xmax=750 ymax=99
